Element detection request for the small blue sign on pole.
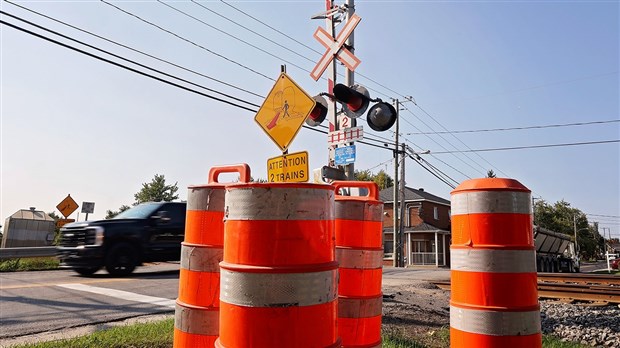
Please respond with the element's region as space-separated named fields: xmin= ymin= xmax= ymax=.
xmin=334 ymin=145 xmax=356 ymax=165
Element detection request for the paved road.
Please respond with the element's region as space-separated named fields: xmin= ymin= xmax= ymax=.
xmin=580 ymin=260 xmax=617 ymax=273
xmin=0 ymin=263 xmax=180 ymax=346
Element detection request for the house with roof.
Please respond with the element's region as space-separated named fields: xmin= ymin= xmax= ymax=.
xmin=379 ymin=186 xmax=451 ymax=267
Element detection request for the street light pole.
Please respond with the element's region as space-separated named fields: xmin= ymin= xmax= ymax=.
xmin=392 ymin=99 xmax=399 ymax=267
xmin=573 ymin=215 xmax=579 ymax=255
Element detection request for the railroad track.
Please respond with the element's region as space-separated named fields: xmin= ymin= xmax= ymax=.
xmin=433 ymin=273 xmax=620 ymax=304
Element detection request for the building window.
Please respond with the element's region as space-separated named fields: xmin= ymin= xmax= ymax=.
xmin=434 ymin=207 xmax=439 ymax=220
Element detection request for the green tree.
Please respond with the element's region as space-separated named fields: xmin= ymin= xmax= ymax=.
xmin=47 ymin=211 xmax=61 ymax=245
xmin=105 ymin=205 xmax=131 ymax=219
xmin=533 ymin=199 xmax=600 ymax=259
xmin=486 ymin=170 xmax=496 ymax=178
xmin=354 ymin=169 xmax=393 ymax=190
xmin=133 ymin=174 xmax=179 ymax=204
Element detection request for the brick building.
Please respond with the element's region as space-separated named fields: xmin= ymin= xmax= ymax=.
xmin=380 ymin=186 xmax=451 ymax=267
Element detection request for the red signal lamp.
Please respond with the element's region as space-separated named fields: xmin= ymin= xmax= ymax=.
xmin=305 ymin=95 xmax=329 ymax=127
xmin=332 ymin=84 xmax=371 ymax=118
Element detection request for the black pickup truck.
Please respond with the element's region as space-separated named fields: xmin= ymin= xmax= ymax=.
xmin=57 ymin=201 xmax=186 ymax=276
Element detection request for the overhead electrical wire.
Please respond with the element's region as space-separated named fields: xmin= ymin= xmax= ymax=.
xmin=429 ymin=140 xmax=620 ymax=154
xmin=406 ymin=119 xmax=620 ymax=135
xmin=0 ymin=10 xmax=260 ymax=109
xmin=0 ymin=18 xmax=260 ymax=112
xmin=587 ymin=214 xmax=620 ymax=219
xmin=399 ymin=106 xmax=486 ymax=176
xmin=407 ymin=154 xmax=457 ymax=189
xmin=99 ymin=0 xmax=275 ymax=81
xmin=190 ymin=0 xmax=315 ymax=64
xmin=155 ymin=0 xmax=311 ymax=74
xmin=403 ymin=104 xmax=507 ymax=177
xmin=3 ymin=0 xmax=265 ymax=99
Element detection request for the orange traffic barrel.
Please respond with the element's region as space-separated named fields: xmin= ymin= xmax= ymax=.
xmin=216 ymin=183 xmax=340 ymax=348
xmin=174 ymin=164 xmax=251 ymax=348
xmin=333 ymin=181 xmax=383 ymax=348
xmin=450 ymin=178 xmax=541 ymax=348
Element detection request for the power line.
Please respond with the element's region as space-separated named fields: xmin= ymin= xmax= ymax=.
xmin=156 ymin=0 xmax=312 ymax=75
xmin=430 ymin=140 xmax=620 ymax=154
xmin=3 ymin=0 xmax=264 ymax=99
xmin=399 ymin=106 xmax=485 ymax=177
xmin=407 ymin=154 xmax=457 ymax=189
xmin=406 ymin=119 xmax=620 ymax=135
xmin=0 ymin=10 xmax=261 ymax=109
xmin=0 ymin=18 xmax=258 ymax=112
xmin=100 ymin=0 xmax=275 ymax=81
xmin=410 ymin=103 xmax=512 ymax=178
xmin=191 ymin=0 xmax=315 ymax=64
xmin=220 ymin=0 xmax=321 ymax=55
xmin=587 ymin=214 xmax=620 ymax=218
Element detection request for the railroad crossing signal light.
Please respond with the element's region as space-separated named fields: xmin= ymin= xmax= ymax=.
xmin=333 ymin=84 xmax=371 ymax=118
xmin=305 ymin=84 xmax=397 ymax=132
xmin=305 ymin=95 xmax=329 ymax=127
xmin=367 ymin=102 xmax=397 ymax=131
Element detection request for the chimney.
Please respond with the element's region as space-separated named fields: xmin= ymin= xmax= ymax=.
xmin=29 ymin=207 xmax=36 ymax=211
xmin=419 ymin=188 xmax=424 ymax=192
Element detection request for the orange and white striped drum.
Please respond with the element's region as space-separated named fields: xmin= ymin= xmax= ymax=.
xmin=450 ymin=178 xmax=541 ymax=348
xmin=216 ymin=183 xmax=340 ymax=348
xmin=174 ymin=164 xmax=251 ymax=348
xmin=333 ymin=181 xmax=383 ymax=348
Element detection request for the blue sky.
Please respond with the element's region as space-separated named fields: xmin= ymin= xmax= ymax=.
xmin=1 ymin=1 xmax=618 ymax=238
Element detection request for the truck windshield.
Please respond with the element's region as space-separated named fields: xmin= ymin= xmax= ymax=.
xmin=113 ymin=203 xmax=161 ymax=219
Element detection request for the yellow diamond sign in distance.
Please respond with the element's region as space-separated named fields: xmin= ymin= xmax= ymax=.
xmin=56 ymin=194 xmax=79 ymax=218
xmin=254 ymin=73 xmax=316 ymax=152
xmin=267 ymin=151 xmax=309 ymax=183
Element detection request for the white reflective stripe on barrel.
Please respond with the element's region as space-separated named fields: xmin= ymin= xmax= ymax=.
xmin=224 ymin=187 xmax=334 ymax=220
xmin=451 ymin=191 xmax=531 ymax=215
xmin=220 ymin=269 xmax=337 ymax=307
xmin=338 ymin=296 xmax=383 ymax=318
xmin=451 ymin=248 xmax=536 ymax=273
xmin=334 ymin=201 xmax=383 ymax=221
xmin=174 ymin=302 xmax=219 ymax=335
xmin=450 ymin=305 xmax=541 ymax=336
xmin=180 ymin=244 xmax=222 ymax=272
xmin=187 ymin=187 xmax=225 ymax=211
xmin=336 ymin=248 xmax=383 ymax=269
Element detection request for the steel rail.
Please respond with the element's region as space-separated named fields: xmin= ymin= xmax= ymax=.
xmin=432 ymin=279 xmax=620 ymax=304
xmin=538 ymin=273 xmax=620 ymax=286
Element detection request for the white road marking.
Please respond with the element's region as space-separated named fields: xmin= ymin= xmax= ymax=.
xmin=57 ymin=283 xmax=176 ymax=309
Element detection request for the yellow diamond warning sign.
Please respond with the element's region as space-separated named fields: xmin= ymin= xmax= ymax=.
xmin=267 ymin=151 xmax=309 ymax=183
xmin=56 ymin=194 xmax=79 ymax=218
xmin=254 ymin=73 xmax=316 ymax=152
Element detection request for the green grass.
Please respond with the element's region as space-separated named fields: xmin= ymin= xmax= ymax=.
xmin=0 ymin=257 xmax=59 ymax=272
xmin=11 ymin=318 xmax=591 ymax=348
xmin=15 ymin=318 xmax=174 ymax=348
xmin=382 ymin=327 xmax=434 ymax=347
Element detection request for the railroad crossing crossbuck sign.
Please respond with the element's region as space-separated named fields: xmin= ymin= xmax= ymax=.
xmin=310 ymin=13 xmax=362 ymax=81
xmin=255 ymin=73 xmax=316 ymax=152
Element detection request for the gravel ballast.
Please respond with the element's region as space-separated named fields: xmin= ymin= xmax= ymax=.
xmin=541 ymin=301 xmax=620 ymax=348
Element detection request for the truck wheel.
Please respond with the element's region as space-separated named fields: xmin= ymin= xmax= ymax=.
xmin=74 ymin=267 xmax=101 ymax=276
xmin=105 ymin=243 xmax=137 ymax=276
